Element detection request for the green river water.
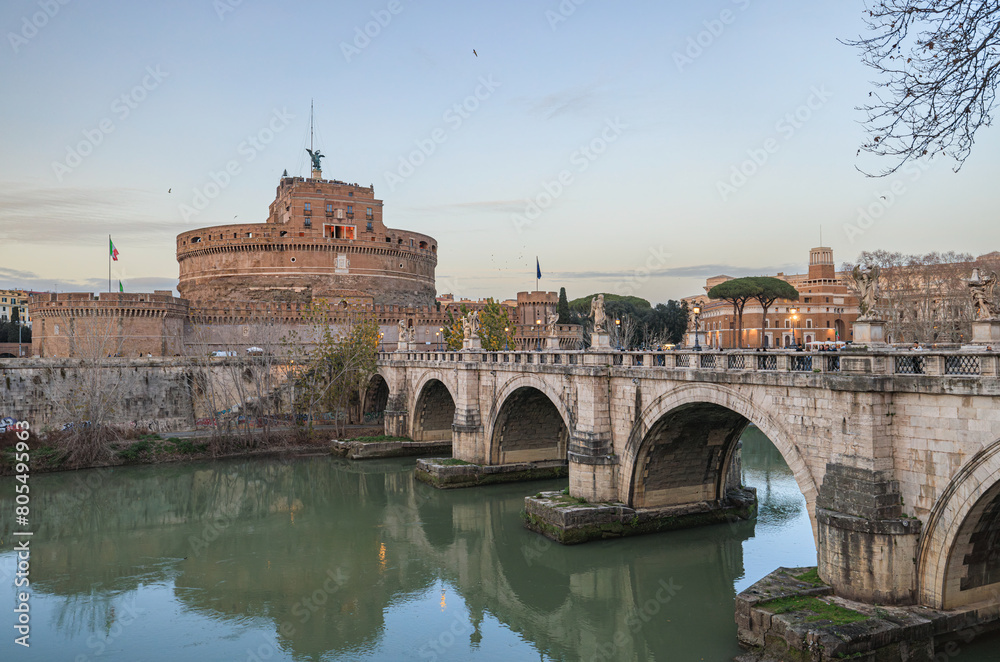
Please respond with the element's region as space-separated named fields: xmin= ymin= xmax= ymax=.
xmin=2 ymin=429 xmax=998 ymax=661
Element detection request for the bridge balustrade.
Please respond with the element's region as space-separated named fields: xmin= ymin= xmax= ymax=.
xmin=945 ymin=355 xmax=980 ymax=375
xmin=895 ymin=355 xmax=925 ymax=375
xmin=377 ymin=349 xmax=991 ymax=378
xmin=790 ymin=356 xmax=813 ymax=372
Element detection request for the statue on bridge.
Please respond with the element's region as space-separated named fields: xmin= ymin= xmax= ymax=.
xmin=589 ymin=294 xmax=607 ymax=333
xmin=462 ymin=311 xmax=480 ymax=340
xmin=967 ymin=268 xmax=999 ymax=320
xmin=546 ymin=312 xmax=559 ymax=337
xmin=851 ymin=264 xmax=882 ymax=321
xmin=397 ymin=319 xmax=408 ymax=348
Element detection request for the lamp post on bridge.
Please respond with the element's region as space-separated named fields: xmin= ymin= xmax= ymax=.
xmin=789 ymin=308 xmax=800 ymax=349
xmin=693 ymin=306 xmax=702 ymax=351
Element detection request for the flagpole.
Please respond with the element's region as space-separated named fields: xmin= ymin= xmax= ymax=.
xmin=108 ymin=234 xmax=111 ymax=295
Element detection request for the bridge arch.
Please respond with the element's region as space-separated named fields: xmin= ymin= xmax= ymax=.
xmin=362 ymin=373 xmax=389 ymax=422
xmin=409 ymin=372 xmax=457 ymax=442
xmin=622 ymin=384 xmax=819 ymax=533
xmin=917 ymin=438 xmax=1000 ymax=609
xmin=488 ymin=376 xmax=571 ymax=465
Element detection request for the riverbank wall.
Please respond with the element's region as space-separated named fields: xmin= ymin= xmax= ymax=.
xmin=0 ymin=357 xmax=291 ymax=433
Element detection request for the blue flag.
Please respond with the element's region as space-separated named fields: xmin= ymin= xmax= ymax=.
xmin=536 ymin=257 xmax=542 ymax=280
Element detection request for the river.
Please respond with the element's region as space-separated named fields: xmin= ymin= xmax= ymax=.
xmin=2 ymin=430 xmax=998 ymax=661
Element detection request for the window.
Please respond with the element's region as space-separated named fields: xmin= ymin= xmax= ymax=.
xmin=326 ymin=203 xmax=333 ymax=213
xmin=366 ymin=221 xmax=373 ymax=232
xmin=304 ymin=203 xmax=311 ymax=212
xmin=304 ymin=218 xmax=311 ymax=228
xmin=325 ymin=225 xmax=356 ymax=240
xmin=348 ymin=192 xmax=353 ymax=197
xmin=806 ymin=319 xmax=813 ymax=329
xmin=347 ymin=205 xmax=353 ymax=214
xmin=366 ymin=207 xmax=373 ymax=219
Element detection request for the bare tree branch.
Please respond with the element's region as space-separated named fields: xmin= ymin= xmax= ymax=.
xmin=844 ymin=0 xmax=1000 ymax=175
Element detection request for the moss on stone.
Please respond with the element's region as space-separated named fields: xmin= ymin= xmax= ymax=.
xmin=760 ymin=595 xmax=868 ymax=625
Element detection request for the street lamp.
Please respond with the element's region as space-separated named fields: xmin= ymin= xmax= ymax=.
xmin=438 ymin=327 xmax=444 ymax=351
xmin=504 ymin=326 xmax=509 ymax=352
xmin=615 ymin=318 xmax=621 ymax=350
xmin=789 ymin=308 xmax=799 ymax=348
xmin=536 ymin=319 xmax=542 ymax=351
xmin=693 ymin=306 xmax=702 ymax=351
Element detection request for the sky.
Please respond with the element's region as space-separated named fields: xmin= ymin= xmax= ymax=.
xmin=2 ymin=0 xmax=999 ymax=305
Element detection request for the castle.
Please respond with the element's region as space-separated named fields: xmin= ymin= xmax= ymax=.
xmin=30 ymin=163 xmax=578 ymax=357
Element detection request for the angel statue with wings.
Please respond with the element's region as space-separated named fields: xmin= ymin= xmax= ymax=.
xmin=968 ymin=268 xmax=1000 ymax=320
xmin=851 ymin=264 xmax=881 ymax=321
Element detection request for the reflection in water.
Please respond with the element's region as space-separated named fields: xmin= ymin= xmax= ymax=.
xmin=0 ymin=432 xmax=993 ymax=661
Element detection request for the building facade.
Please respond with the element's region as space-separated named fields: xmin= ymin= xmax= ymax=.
xmin=0 ymin=289 xmax=32 ymax=326
xmin=683 ymin=247 xmax=860 ymax=349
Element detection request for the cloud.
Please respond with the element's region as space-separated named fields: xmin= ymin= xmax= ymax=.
xmin=408 ymin=199 xmax=525 ymax=214
xmin=543 ymin=263 xmax=804 ymax=280
xmin=522 ymin=82 xmax=604 ymax=119
xmin=0 ymin=182 xmax=180 ymax=245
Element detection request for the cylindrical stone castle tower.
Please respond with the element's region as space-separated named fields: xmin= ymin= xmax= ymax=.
xmin=177 ymin=176 xmax=437 ymax=306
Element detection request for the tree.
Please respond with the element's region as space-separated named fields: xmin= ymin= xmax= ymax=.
xmin=747 ymin=277 xmax=799 ymax=347
xmin=285 ymin=302 xmax=379 ymax=439
xmin=843 ymin=250 xmax=991 ymax=343
xmin=479 ymin=299 xmax=516 ymax=351
xmin=557 ymin=288 xmax=571 ymax=323
xmin=845 ymin=1 xmax=1000 ymax=175
xmin=441 ymin=304 xmax=467 ymax=351
xmin=707 ymin=278 xmax=763 ymax=348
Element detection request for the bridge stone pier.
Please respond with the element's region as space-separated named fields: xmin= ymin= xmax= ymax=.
xmin=375 ymin=347 xmax=1000 ymax=613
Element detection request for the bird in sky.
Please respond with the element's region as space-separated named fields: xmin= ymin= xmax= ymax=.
xmin=473 ymin=49 xmax=478 ymax=57
xmin=168 ymin=188 xmax=172 ymax=193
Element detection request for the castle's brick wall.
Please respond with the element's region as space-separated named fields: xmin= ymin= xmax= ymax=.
xmin=30 ymin=292 xmax=189 ymax=358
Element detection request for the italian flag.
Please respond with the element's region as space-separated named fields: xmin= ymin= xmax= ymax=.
xmin=119 ymin=281 xmax=124 ymax=293
xmin=110 ymin=237 xmax=119 ymax=261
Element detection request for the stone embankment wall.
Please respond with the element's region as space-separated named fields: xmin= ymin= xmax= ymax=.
xmin=0 ymin=357 xmax=290 ymax=433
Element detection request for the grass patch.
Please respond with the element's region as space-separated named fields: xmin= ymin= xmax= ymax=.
xmin=794 ymin=568 xmax=826 ymax=587
xmin=164 ymin=437 xmax=208 ymax=455
xmin=760 ymin=595 xmax=868 ymax=625
xmin=437 ymin=458 xmax=473 ymax=466
xmin=117 ymin=439 xmax=154 ymax=462
xmin=350 ymin=435 xmax=413 ymax=443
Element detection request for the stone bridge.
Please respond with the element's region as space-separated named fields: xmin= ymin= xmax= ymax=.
xmin=373 ymin=347 xmax=1000 ymax=612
